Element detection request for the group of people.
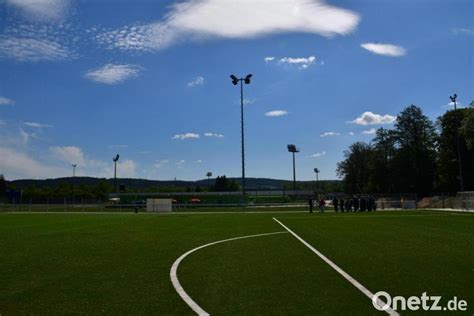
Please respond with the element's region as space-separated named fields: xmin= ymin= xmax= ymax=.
xmin=308 ymin=195 xmax=377 ymax=213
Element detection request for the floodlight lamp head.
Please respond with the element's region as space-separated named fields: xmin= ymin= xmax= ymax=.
xmin=244 ymin=74 xmax=253 ymax=84
xmin=314 ymin=168 xmax=319 ymax=173
xmin=206 ymin=172 xmax=212 ymax=177
xmin=113 ymin=154 xmax=120 ymax=162
xmin=287 ymin=144 xmax=299 ymax=153
xmin=72 ymin=164 xmax=77 ymax=168
xmin=230 ymin=75 xmax=239 ymax=85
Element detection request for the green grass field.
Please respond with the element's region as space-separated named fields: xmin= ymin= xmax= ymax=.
xmin=0 ymin=209 xmax=472 ymax=315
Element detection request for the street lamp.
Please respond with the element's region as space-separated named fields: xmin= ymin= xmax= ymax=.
xmin=450 ymin=94 xmax=465 ymax=209
xmin=287 ymin=144 xmax=300 ymax=191
xmin=230 ymin=73 xmax=253 ymax=197
xmin=113 ymin=154 xmax=120 ymax=197
xmin=314 ymin=168 xmax=320 ymax=200
xmin=206 ymin=171 xmax=212 ymax=190
xmin=72 ymin=164 xmax=77 ymax=205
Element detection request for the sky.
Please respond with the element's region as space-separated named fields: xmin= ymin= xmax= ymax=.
xmin=0 ymin=0 xmax=472 ymax=181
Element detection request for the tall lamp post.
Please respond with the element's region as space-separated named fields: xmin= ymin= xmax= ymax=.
xmin=314 ymin=168 xmax=320 ymax=200
xmin=287 ymin=144 xmax=300 ymax=191
xmin=113 ymin=154 xmax=120 ymax=197
xmin=206 ymin=171 xmax=212 ymax=191
xmin=230 ymin=74 xmax=253 ymax=197
xmin=71 ymin=164 xmax=77 ymax=204
xmin=450 ymin=94 xmax=465 ymax=209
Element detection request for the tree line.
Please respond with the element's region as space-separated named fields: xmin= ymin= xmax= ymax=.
xmin=337 ymin=103 xmax=474 ymax=196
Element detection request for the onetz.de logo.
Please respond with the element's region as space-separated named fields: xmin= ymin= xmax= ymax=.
xmin=372 ymin=291 xmax=468 ymax=312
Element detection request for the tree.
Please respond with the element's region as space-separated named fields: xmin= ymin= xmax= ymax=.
xmin=336 ymin=142 xmax=374 ymax=194
xmin=438 ymin=106 xmax=474 ymax=192
xmin=392 ymin=105 xmax=437 ymax=195
xmin=370 ymin=128 xmax=397 ymax=193
xmin=461 ymin=102 xmax=474 ymax=150
xmin=0 ymin=175 xmax=5 ymax=200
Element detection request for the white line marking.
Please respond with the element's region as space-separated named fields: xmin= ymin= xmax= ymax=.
xmin=273 ymin=217 xmax=400 ymax=316
xmin=170 ymin=231 xmax=288 ymax=316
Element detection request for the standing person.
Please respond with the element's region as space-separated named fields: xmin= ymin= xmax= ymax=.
xmin=333 ymin=197 xmax=339 ymax=212
xmin=346 ymin=198 xmax=352 ymax=212
xmin=319 ymin=198 xmax=326 ymax=213
xmin=353 ymin=196 xmax=360 ymax=212
xmin=360 ymin=196 xmax=367 ymax=212
xmin=367 ymin=196 xmax=373 ymax=212
xmin=372 ymin=196 xmax=377 ymax=211
xmin=308 ymin=197 xmax=314 ymax=213
xmin=340 ymin=198 xmax=345 ymax=212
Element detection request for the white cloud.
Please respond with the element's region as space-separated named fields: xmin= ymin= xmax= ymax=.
xmin=264 ymin=56 xmax=275 ymax=62
xmin=311 ymin=151 xmax=326 ymax=158
xmin=6 ymin=0 xmax=71 ymax=20
xmin=320 ymin=132 xmax=340 ymax=137
xmin=279 ymin=56 xmax=316 ymax=69
xmin=451 ymin=28 xmax=474 ymax=36
xmin=85 ymin=64 xmax=142 ymax=85
xmin=265 ymin=110 xmax=288 ymax=117
xmin=265 ymin=55 xmax=318 ymax=69
xmin=97 ymin=1 xmax=359 ymax=52
xmin=172 ymin=133 xmax=200 ymax=140
xmin=362 ymin=128 xmax=377 ymax=135
xmin=19 ymin=128 xmax=30 ymax=144
xmin=349 ymin=111 xmax=396 ymax=125
xmin=154 ymin=159 xmax=169 ymax=169
xmin=50 ymin=146 xmax=86 ymax=166
xmin=109 ymin=159 xmax=137 ymax=178
xmin=0 ymin=146 xmax=68 ymax=179
xmin=195 ymin=159 xmax=203 ymax=163
xmin=187 ymin=76 xmax=205 ymax=87
xmin=0 ymin=36 xmax=74 ymax=62
xmin=0 ymin=96 xmax=14 ymax=105
xmin=24 ymin=121 xmax=52 ymax=128
xmin=442 ymin=101 xmax=464 ymax=109
xmin=176 ymin=160 xmax=185 ymax=168
xmin=204 ymin=132 xmax=224 ymax=138
xmin=360 ymin=43 xmax=406 ymax=57
xmin=348 ymin=132 xmax=355 ymax=136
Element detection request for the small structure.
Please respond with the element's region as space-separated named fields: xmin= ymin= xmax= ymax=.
xmin=147 ymin=199 xmax=172 ymax=212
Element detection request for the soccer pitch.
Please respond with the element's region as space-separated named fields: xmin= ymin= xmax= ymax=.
xmin=0 ymin=210 xmax=472 ymax=315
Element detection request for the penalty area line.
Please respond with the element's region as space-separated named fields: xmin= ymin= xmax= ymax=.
xmin=170 ymin=231 xmax=288 ymax=316
xmin=272 ymin=217 xmax=399 ymax=316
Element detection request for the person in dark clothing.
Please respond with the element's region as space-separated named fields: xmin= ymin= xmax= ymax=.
xmin=340 ymin=198 xmax=345 ymax=212
xmin=319 ymin=199 xmax=326 ymax=212
xmin=353 ymin=196 xmax=360 ymax=212
xmin=367 ymin=196 xmax=373 ymax=212
xmin=360 ymin=196 xmax=367 ymax=212
xmin=372 ymin=196 xmax=377 ymax=211
xmin=333 ymin=197 xmax=339 ymax=212
xmin=308 ymin=197 xmax=314 ymax=213
xmin=346 ymin=198 xmax=352 ymax=212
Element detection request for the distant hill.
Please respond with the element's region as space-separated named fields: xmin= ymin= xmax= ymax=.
xmin=7 ymin=177 xmax=341 ymax=191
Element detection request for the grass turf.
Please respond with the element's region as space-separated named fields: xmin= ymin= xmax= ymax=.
xmin=0 ymin=210 xmax=472 ymax=315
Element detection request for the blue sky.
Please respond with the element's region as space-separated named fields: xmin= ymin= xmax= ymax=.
xmin=0 ymin=0 xmax=472 ymax=181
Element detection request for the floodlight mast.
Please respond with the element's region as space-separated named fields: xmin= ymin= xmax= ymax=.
xmin=71 ymin=164 xmax=77 ymax=205
xmin=314 ymin=168 xmax=320 ymax=200
xmin=113 ymin=154 xmax=120 ymax=197
xmin=450 ymin=94 xmax=465 ymax=209
xmin=230 ymin=74 xmax=253 ymax=197
xmin=287 ymin=144 xmax=300 ymax=191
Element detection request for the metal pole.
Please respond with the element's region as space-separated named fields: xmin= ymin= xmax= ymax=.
xmin=114 ymin=160 xmax=117 ymax=197
xmin=292 ymin=152 xmax=296 ymax=191
xmin=316 ymin=172 xmax=319 ymax=200
xmin=72 ymin=164 xmax=76 ymax=205
xmin=240 ymin=79 xmax=246 ymax=197
xmin=453 ymin=99 xmax=465 ymax=209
